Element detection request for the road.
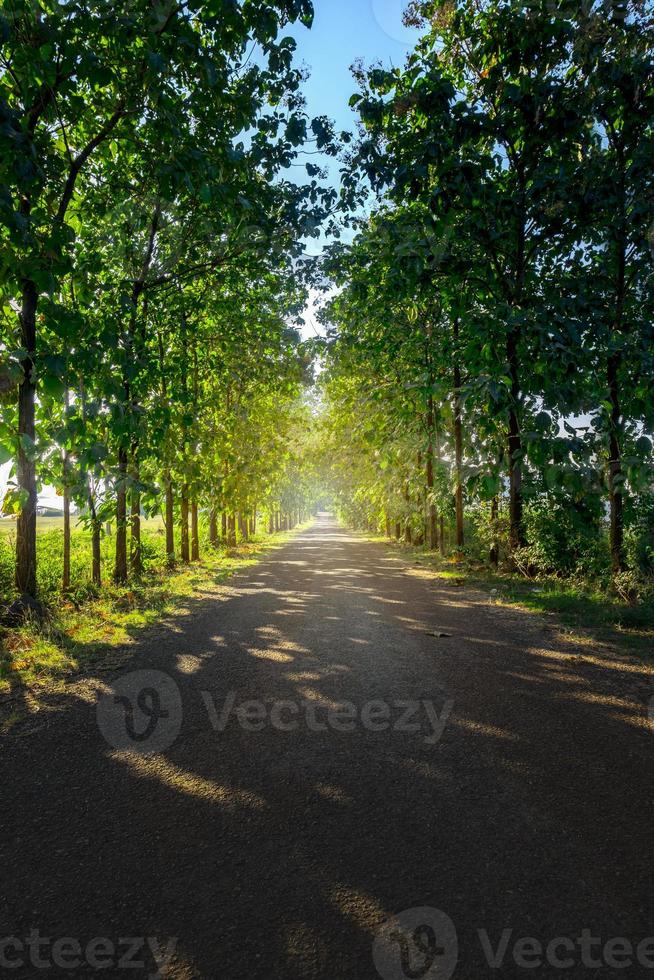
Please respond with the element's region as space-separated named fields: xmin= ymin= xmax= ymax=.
xmin=1 ymin=516 xmax=653 ymax=979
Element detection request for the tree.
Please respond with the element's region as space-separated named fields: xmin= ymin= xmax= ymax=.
xmin=0 ymin=0 xmax=317 ymax=598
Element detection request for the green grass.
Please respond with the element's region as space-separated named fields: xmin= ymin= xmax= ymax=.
xmin=0 ymin=515 xmax=66 ymax=536
xmin=377 ymin=537 xmax=654 ymax=658
xmin=0 ymin=522 xmax=308 ymax=703
xmin=0 ymin=514 xmax=166 ymax=537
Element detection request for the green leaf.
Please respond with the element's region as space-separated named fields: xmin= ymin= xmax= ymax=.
xmin=41 ymin=374 xmax=66 ymax=399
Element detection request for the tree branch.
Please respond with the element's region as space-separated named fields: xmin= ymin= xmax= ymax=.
xmin=55 ymin=105 xmax=126 ymax=224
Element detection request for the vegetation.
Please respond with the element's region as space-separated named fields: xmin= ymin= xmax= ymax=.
xmin=318 ymin=0 xmax=654 ymax=612
xmin=0 ymin=519 xmax=306 ymax=715
xmin=0 ymin=0 xmax=336 ymax=611
xmin=1 ymin=0 xmax=653 ymax=678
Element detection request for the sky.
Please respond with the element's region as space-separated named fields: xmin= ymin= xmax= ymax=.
xmin=290 ymin=0 xmax=420 ymax=133
xmin=1 ymin=1 xmax=420 ymax=512
xmin=289 ymin=0 xmax=421 ymax=336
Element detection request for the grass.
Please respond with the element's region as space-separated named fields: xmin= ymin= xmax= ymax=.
xmin=0 ymin=515 xmax=74 ymax=536
xmin=372 ymin=537 xmax=654 ymax=658
xmin=0 ymin=521 xmax=307 ymax=702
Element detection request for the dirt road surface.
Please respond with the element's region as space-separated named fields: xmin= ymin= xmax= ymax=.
xmin=2 ymin=517 xmax=653 ymax=979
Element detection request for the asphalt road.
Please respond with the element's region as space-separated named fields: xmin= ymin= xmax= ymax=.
xmin=1 ymin=516 xmax=653 ymax=979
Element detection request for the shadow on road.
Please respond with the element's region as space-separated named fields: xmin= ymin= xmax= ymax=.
xmin=1 ymin=517 xmax=653 ymax=978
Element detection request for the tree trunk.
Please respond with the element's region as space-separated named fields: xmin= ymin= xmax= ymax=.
xmin=180 ymin=486 xmax=190 ymax=563
xmin=490 ymin=495 xmax=499 ymax=567
xmin=268 ymin=513 xmax=274 ymax=534
xmin=87 ymin=480 xmax=102 ymax=586
xmin=165 ymin=477 xmax=175 ymax=568
xmin=607 ymin=172 xmax=627 ymax=575
xmin=62 ymin=386 xmax=71 ymax=593
xmin=114 ymin=446 xmax=129 ymax=583
xmin=91 ymin=520 xmax=102 ymax=586
xmin=507 ymin=191 xmax=527 ymax=554
xmin=209 ymin=508 xmax=218 ymax=547
xmin=227 ymin=513 xmax=237 ymax=547
xmin=424 ymin=325 xmax=439 ymax=552
xmin=507 ymin=328 xmax=524 ymax=552
xmin=452 ymin=321 xmax=465 ymax=551
xmin=191 ymin=501 xmax=200 ymax=561
xmin=426 ymin=445 xmax=438 ymax=551
xmin=180 ymin=488 xmax=190 ymax=562
xmin=222 ymin=511 xmax=227 ymax=541
xmin=63 ymin=485 xmax=71 ymax=593
xmin=130 ymin=447 xmax=142 ymax=577
xmin=15 ymin=279 xmax=38 ymax=598
xmin=607 ymin=352 xmax=624 ymax=574
xmin=404 ymin=485 xmax=412 ymax=544
xmin=439 ymin=515 xmax=445 ymax=556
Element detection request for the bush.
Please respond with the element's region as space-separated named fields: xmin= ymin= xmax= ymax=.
xmin=624 ymin=492 xmax=654 ymax=576
xmin=469 ymin=502 xmax=510 ymax=563
xmin=0 ymin=537 xmax=15 ymax=599
xmin=519 ymin=497 xmax=608 ymax=579
xmin=0 ymin=522 xmax=171 ymax=606
xmin=612 ymin=570 xmax=654 ymax=605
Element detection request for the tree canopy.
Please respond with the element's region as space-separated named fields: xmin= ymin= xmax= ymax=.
xmin=0 ymin=0 xmax=652 ymax=608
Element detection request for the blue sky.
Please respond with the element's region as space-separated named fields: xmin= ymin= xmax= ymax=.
xmin=290 ymin=0 xmax=420 ymax=132
xmin=290 ymin=0 xmax=421 ymax=225
xmin=288 ymin=1 xmax=421 ymax=335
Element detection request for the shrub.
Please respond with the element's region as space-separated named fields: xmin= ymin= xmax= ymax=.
xmin=519 ymin=497 xmax=608 ymax=579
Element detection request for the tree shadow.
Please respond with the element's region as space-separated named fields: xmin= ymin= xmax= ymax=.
xmin=1 ymin=518 xmax=653 ymax=979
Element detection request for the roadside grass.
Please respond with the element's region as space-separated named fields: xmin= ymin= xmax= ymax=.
xmin=372 ymin=536 xmax=654 ymax=658
xmin=0 ymin=515 xmax=76 ymax=536
xmin=0 ymin=522 xmax=307 ymax=700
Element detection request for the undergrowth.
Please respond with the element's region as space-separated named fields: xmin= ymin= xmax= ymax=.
xmin=0 ymin=522 xmax=304 ymax=697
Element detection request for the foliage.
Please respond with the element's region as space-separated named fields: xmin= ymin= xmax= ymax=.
xmin=317 ymin=0 xmax=654 ymax=594
xmin=1 ymin=0 xmax=652 ymax=632
xmin=0 ymin=520 xmax=307 ymax=697
xmin=0 ymin=0 xmax=330 ymax=602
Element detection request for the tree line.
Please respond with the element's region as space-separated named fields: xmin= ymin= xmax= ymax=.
xmin=318 ymin=0 xmax=653 ymax=591
xmin=1 ymin=0 xmax=653 ymax=609
xmin=0 ymin=0 xmax=341 ymax=606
